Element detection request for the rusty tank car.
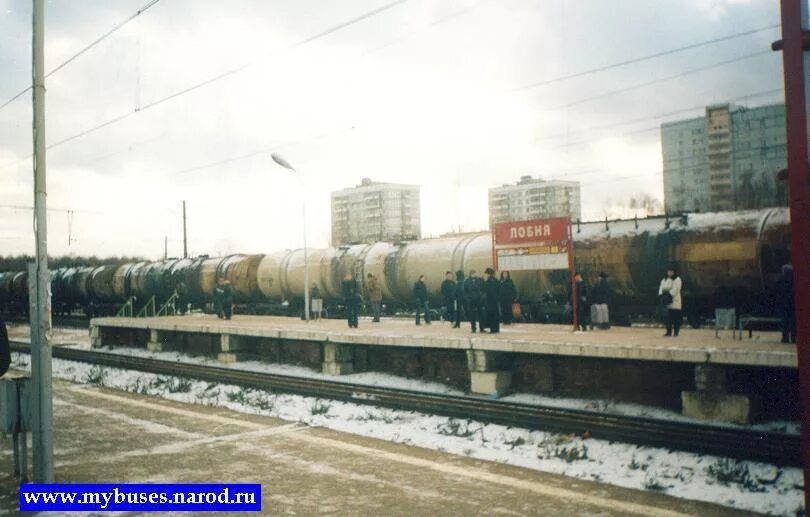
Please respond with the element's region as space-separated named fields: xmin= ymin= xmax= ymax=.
xmin=0 ymin=207 xmax=792 ymax=324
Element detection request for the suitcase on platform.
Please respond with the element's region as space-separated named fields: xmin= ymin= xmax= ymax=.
xmin=511 ymin=302 xmax=522 ymax=321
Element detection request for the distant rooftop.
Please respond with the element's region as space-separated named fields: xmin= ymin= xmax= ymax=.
xmin=494 ymin=175 xmax=579 ymax=188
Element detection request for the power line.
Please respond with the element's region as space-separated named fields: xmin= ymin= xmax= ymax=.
xmin=45 ymin=0 xmax=409 ymax=152
xmin=549 ymin=50 xmax=772 ymax=111
xmin=509 ymin=24 xmax=778 ymax=93
xmin=0 ymin=0 xmax=163 ymax=113
xmin=537 ymin=88 xmax=784 ymax=144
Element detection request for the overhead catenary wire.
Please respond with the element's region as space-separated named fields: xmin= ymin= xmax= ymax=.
xmin=44 ymin=0 xmax=410 ymax=152
xmin=536 ymin=88 xmax=784 ymax=144
xmin=509 ymin=24 xmax=778 ymax=93
xmin=547 ymin=50 xmax=773 ymax=111
xmin=0 ymin=0 xmax=163 ymax=113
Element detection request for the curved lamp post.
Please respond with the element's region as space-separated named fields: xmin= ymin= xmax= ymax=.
xmin=271 ymin=153 xmax=310 ymax=322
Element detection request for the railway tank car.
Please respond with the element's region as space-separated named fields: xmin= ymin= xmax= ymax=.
xmin=0 ymin=207 xmax=792 ymax=323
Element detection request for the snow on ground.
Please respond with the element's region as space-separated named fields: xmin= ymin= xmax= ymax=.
xmin=11 ymin=352 xmax=804 ymax=516
xmin=84 ymin=344 xmax=801 ymax=435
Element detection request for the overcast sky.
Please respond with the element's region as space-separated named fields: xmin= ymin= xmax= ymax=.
xmin=0 ymin=0 xmax=785 ymax=259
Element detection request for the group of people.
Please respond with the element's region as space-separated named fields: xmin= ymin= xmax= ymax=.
xmin=327 ymin=268 xmax=519 ymax=332
xmin=433 ymin=268 xmax=517 ymax=334
xmin=571 ymin=271 xmax=614 ymax=331
xmin=572 ymin=267 xmax=682 ymax=336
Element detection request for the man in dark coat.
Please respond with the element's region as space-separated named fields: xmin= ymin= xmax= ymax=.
xmin=440 ymin=271 xmax=456 ymax=324
xmin=453 ymin=270 xmax=465 ymax=328
xmin=413 ymin=275 xmax=431 ymax=325
xmin=589 ymin=272 xmax=612 ymax=329
xmin=483 ymin=267 xmax=500 ymax=333
xmin=221 ymin=280 xmax=234 ymax=320
xmin=773 ymin=264 xmax=796 ymax=344
xmin=342 ymin=272 xmax=361 ymax=328
xmin=498 ymin=271 xmax=517 ymax=325
xmin=0 ymin=317 xmax=10 ymax=377
xmin=463 ymin=269 xmax=484 ymax=333
xmin=213 ymin=278 xmax=225 ymax=319
xmin=366 ymin=273 xmax=383 ymax=323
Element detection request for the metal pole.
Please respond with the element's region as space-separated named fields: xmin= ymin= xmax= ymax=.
xmin=182 ymin=200 xmax=188 ymax=259
xmin=776 ymin=0 xmax=810 ymax=507
xmin=303 ymin=200 xmax=310 ymax=322
xmin=31 ymin=0 xmax=54 ymax=483
xmin=568 ymin=222 xmax=577 ymax=331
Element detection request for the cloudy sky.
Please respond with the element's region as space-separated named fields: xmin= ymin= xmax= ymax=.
xmin=0 ymin=0 xmax=785 ymax=259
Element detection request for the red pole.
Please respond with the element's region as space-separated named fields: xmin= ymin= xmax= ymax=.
xmin=777 ymin=0 xmax=810 ymax=507
xmin=568 ymin=221 xmax=577 ymax=331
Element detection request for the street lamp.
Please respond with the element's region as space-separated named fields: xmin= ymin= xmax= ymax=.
xmin=270 ymin=153 xmax=310 ymax=322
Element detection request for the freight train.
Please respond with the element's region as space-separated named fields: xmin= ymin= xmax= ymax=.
xmin=0 ymin=207 xmax=792 ymax=326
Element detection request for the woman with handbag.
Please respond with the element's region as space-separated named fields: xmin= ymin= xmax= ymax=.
xmin=658 ymin=266 xmax=683 ymax=337
xmin=499 ymin=270 xmax=517 ymax=325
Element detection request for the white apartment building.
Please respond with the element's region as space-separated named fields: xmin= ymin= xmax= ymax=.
xmin=488 ymin=175 xmax=582 ymax=227
xmin=331 ymin=178 xmax=421 ymax=245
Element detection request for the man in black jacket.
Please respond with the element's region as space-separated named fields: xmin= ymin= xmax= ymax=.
xmin=0 ymin=317 xmax=9 ymax=376
xmin=483 ymin=268 xmax=500 ymax=334
xmin=413 ymin=275 xmax=431 ymax=325
xmin=463 ymin=269 xmax=484 ymax=333
xmin=773 ymin=264 xmax=796 ymax=344
xmin=453 ymin=270 xmax=465 ymax=328
xmin=589 ymin=272 xmax=612 ymax=329
xmin=440 ymin=271 xmax=456 ymax=324
xmin=342 ymin=272 xmax=361 ymax=328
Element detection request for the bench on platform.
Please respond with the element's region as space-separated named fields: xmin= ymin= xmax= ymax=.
xmin=737 ymin=315 xmax=782 ymax=340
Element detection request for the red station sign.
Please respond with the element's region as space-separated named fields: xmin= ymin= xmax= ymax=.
xmin=492 ymin=217 xmax=578 ymax=330
xmin=491 ymin=217 xmax=572 ymax=271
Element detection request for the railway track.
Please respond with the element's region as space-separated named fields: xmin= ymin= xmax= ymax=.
xmin=10 ymin=341 xmax=801 ymax=468
xmin=3 ymin=314 xmax=90 ymax=328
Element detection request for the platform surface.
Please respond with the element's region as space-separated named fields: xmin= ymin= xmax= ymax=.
xmin=0 ymin=375 xmax=746 ymax=516
xmin=91 ymin=314 xmax=797 ymax=368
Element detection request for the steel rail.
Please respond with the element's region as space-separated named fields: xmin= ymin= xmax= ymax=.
xmin=9 ymin=341 xmax=800 ymax=467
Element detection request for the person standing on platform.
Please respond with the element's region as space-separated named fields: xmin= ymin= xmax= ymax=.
xmin=221 ymin=279 xmax=234 ymax=320
xmin=499 ymin=270 xmax=517 ymax=325
xmin=366 ymin=273 xmax=383 ymax=323
xmin=342 ymin=272 xmax=360 ymax=328
xmin=463 ymin=269 xmax=484 ymax=333
xmin=572 ymin=272 xmax=589 ymax=331
xmin=413 ymin=274 xmax=431 ymax=325
xmin=659 ymin=266 xmax=683 ymax=337
xmin=453 ymin=270 xmax=465 ymax=328
xmin=773 ymin=264 xmax=796 ymax=344
xmin=484 ymin=267 xmax=500 ymax=334
xmin=441 ymin=271 xmax=457 ymax=324
xmin=590 ymin=272 xmax=612 ymax=329
xmin=0 ymin=316 xmax=10 ymax=377
xmin=310 ymin=282 xmax=323 ymax=321
xmin=214 ymin=278 xmax=225 ymax=319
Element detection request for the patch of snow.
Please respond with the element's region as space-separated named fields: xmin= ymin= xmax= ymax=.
xmin=87 ymin=345 xmax=800 ymax=434
xmin=10 ymin=352 xmax=804 ymax=516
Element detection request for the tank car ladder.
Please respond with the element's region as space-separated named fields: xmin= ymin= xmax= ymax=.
xmin=136 ymin=297 xmax=155 ymax=318
xmin=115 ymin=297 xmax=136 ymax=318
xmin=156 ymin=291 xmax=179 ymax=317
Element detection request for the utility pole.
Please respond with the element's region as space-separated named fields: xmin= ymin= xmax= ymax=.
xmin=774 ymin=0 xmax=810 ymax=507
xmin=164 ymin=236 xmax=168 ymax=260
xmin=182 ymin=200 xmax=188 ymax=259
xmin=30 ymin=0 xmax=54 ymax=483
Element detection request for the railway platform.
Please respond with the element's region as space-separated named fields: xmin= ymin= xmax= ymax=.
xmin=89 ymin=315 xmax=799 ymax=425
xmin=0 ymin=375 xmax=747 ymax=516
